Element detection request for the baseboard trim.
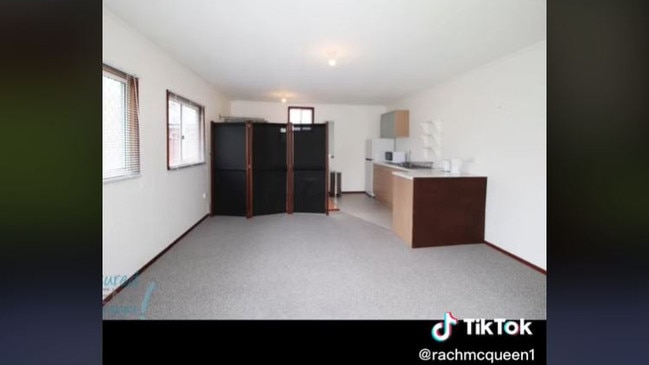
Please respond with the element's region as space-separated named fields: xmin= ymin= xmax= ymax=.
xmin=102 ymin=213 xmax=209 ymax=305
xmin=483 ymin=240 xmax=546 ymax=275
xmin=342 ymin=191 xmax=366 ymax=194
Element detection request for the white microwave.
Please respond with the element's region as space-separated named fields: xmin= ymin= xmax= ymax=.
xmin=385 ymin=151 xmax=406 ymax=163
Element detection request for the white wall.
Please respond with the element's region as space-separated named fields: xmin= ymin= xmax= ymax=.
xmin=102 ymin=9 xmax=230 ymax=298
xmin=230 ymin=101 xmax=386 ymax=192
xmin=390 ymin=41 xmax=546 ymax=270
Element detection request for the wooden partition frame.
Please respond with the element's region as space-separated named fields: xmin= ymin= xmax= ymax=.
xmin=286 ymin=122 xmax=294 ymax=214
xmin=325 ymin=123 xmax=329 ymax=215
xmin=245 ymin=122 xmax=253 ymax=218
xmin=209 ymin=121 xmax=214 ymax=216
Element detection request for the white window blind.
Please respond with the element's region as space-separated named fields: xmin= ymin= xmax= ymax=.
xmin=102 ymin=65 xmax=140 ymax=181
xmin=167 ymin=91 xmax=205 ymax=169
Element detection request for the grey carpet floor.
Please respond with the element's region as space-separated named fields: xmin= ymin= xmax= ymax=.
xmin=103 ymin=212 xmax=546 ymax=320
xmin=333 ymin=193 xmax=393 ymax=230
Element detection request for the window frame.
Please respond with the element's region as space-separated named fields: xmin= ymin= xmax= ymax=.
xmin=166 ymin=90 xmax=206 ymax=170
xmin=102 ymin=64 xmax=140 ymax=183
xmin=287 ymin=106 xmax=315 ymax=125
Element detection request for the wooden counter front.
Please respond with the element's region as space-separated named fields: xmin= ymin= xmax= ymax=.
xmin=373 ymin=163 xmax=401 ymax=208
xmin=392 ymin=175 xmax=487 ymax=248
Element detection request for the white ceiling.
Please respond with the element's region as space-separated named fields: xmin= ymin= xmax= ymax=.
xmin=104 ymin=0 xmax=546 ymax=105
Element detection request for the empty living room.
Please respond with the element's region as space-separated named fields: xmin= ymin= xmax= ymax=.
xmin=102 ymin=0 xmax=546 ymax=323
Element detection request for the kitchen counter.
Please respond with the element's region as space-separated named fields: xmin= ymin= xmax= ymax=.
xmin=372 ymin=161 xmax=412 ymax=172
xmin=392 ymin=169 xmax=486 ymax=180
xmin=374 ymin=161 xmax=484 ymax=179
xmin=371 ymin=161 xmax=485 ymax=209
xmin=392 ymin=171 xmax=487 ymax=248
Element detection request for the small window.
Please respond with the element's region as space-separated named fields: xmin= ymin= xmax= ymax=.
xmin=103 ymin=64 xmax=140 ymax=181
xmin=167 ymin=91 xmax=205 ymax=169
xmin=288 ymin=106 xmax=314 ymax=124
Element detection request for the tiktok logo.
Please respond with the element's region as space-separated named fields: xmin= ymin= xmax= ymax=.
xmin=431 ymin=312 xmax=459 ymax=342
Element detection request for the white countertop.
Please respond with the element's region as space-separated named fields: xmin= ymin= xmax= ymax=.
xmin=392 ymin=170 xmax=485 ymax=180
xmin=372 ymin=161 xmax=411 ymax=171
xmin=373 ymin=161 xmax=485 ymax=179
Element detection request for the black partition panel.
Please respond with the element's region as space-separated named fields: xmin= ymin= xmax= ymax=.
xmin=212 ymin=170 xmax=247 ymax=216
xmin=293 ymin=124 xmax=326 ymax=170
xmin=292 ymin=124 xmax=327 ymax=213
xmin=212 ymin=122 xmax=247 ymax=216
xmin=252 ymin=124 xmax=287 ymax=215
xmin=253 ymin=171 xmax=286 ymax=215
xmin=212 ymin=123 xmax=246 ymax=170
xmin=253 ymin=124 xmax=287 ymax=170
xmin=293 ymin=170 xmax=326 ymax=213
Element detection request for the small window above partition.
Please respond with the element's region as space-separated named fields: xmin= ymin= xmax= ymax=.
xmin=288 ymin=106 xmax=314 ymax=124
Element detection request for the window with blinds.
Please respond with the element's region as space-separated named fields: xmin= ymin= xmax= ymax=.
xmin=102 ymin=65 xmax=140 ymax=181
xmin=167 ymin=91 xmax=205 ymax=169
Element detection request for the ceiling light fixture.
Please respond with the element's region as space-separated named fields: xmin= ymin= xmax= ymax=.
xmin=281 ymin=97 xmax=287 ymax=103
xmin=328 ymin=51 xmax=337 ymax=66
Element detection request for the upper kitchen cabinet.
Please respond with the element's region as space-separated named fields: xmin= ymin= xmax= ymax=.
xmin=380 ymin=110 xmax=409 ymax=138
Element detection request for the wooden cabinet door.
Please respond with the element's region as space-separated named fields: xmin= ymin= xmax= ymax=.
xmin=394 ymin=110 xmax=409 ymax=137
xmin=373 ymin=164 xmax=395 ymax=208
xmin=380 ymin=110 xmax=409 ymax=138
xmin=380 ymin=112 xmax=394 ymax=138
xmin=392 ymin=176 xmax=414 ymax=245
xmin=372 ymin=164 xmax=384 ymax=204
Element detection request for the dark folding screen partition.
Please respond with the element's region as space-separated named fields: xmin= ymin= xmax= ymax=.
xmin=212 ymin=123 xmax=247 ymax=170
xmin=252 ymin=124 xmax=287 ymax=216
xmin=212 ymin=122 xmax=248 ymax=216
xmin=293 ymin=170 xmax=326 ymax=212
xmin=211 ymin=122 xmax=327 ymax=217
xmin=292 ymin=124 xmax=327 ymax=213
xmin=212 ymin=170 xmax=247 ymax=216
